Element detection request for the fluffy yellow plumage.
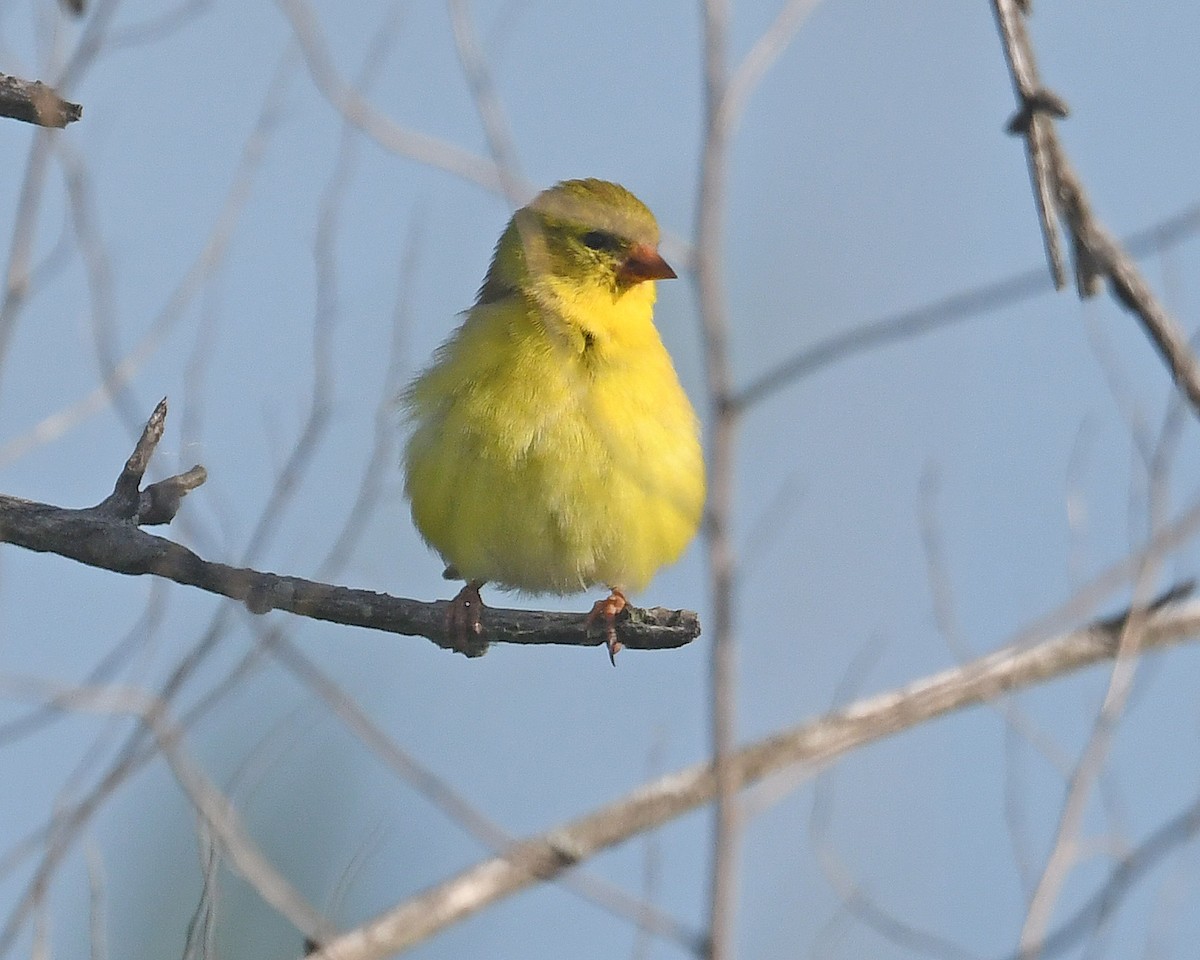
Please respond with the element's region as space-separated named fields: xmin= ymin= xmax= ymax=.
xmin=402 ymin=179 xmax=705 ymax=658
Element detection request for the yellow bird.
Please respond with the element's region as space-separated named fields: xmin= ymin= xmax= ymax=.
xmin=402 ymin=179 xmax=705 ymax=661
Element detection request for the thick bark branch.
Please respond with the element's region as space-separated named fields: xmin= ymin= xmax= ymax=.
xmin=0 ymin=400 xmax=700 ymax=655
xmin=0 ymin=72 xmax=82 ymax=128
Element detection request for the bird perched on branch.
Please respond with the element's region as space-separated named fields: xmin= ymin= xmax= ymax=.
xmin=403 ymin=179 xmax=705 ymax=662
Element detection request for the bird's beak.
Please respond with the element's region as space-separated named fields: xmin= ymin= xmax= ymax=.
xmin=618 ymin=244 xmax=677 ymax=284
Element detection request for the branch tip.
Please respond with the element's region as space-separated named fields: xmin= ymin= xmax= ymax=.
xmin=94 ymin=399 xmax=205 ymax=526
xmin=124 ymin=398 xmax=169 ymax=478
xmin=98 ymin=402 xmax=169 ymax=514
xmin=138 ymin=465 xmax=208 ymax=526
xmin=0 ymin=72 xmax=82 ymax=127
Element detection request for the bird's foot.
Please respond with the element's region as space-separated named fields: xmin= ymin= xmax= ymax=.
xmin=446 ymin=581 xmax=488 ymax=657
xmin=586 ymin=588 xmax=628 ymax=665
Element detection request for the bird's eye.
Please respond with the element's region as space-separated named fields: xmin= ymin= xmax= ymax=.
xmin=580 ymin=230 xmax=623 ymax=253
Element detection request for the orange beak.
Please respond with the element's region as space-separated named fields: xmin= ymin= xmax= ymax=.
xmin=618 ymin=244 xmax=677 ymax=284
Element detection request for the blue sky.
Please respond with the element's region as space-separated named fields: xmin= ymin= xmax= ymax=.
xmin=2 ymin=1 xmax=1200 ymax=958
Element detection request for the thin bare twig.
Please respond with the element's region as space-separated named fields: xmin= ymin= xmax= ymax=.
xmin=724 ymin=0 xmax=822 ymax=125
xmin=0 ymin=584 xmax=166 ymax=748
xmin=0 ymin=48 xmax=296 ymax=469
xmin=58 ymin=136 xmax=145 ymax=434
xmin=0 ymin=623 xmax=274 ymax=952
xmin=632 ymin=730 xmax=670 ymax=960
xmin=270 ymin=636 xmax=706 ymax=956
xmin=0 ymin=130 xmax=55 ymax=407
xmin=988 ymin=6 xmax=1200 ymax=954
xmin=1053 ymin=147 xmax=1200 ymax=418
xmin=1019 ymin=374 xmax=1182 ymax=957
xmin=446 ymin=0 xmax=526 ymax=208
xmin=275 ymin=0 xmax=514 ymax=195
xmin=0 ymin=0 xmax=121 ymax=405
xmin=319 ymin=226 xmax=415 ymax=576
xmin=57 ymin=138 xmax=144 ymax=437
xmin=0 ymin=674 xmax=333 ymax=945
xmin=106 ymin=0 xmax=212 ymax=50
xmin=317 ymin=43 xmax=416 ymax=579
xmin=807 ymin=636 xmax=982 ymax=960
xmin=36 ymin=34 xmax=387 ymax=905
xmin=181 ymin=816 xmax=221 ymax=960
xmin=990 ymin=0 xmax=1068 ymax=288
xmin=84 ymin=842 xmax=107 ymax=960
xmin=696 ymin=0 xmax=740 ymax=954
xmin=732 ymin=201 xmax=1200 ymax=414
xmin=991 ymin=0 xmax=1200 ymax=421
xmin=988 ymin=791 xmax=1200 ymax=960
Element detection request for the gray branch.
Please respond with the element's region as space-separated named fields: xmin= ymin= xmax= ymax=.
xmin=0 ymin=400 xmax=700 ymax=655
xmin=991 ymin=0 xmax=1200 ymax=421
xmin=0 ymin=72 xmax=82 ymax=128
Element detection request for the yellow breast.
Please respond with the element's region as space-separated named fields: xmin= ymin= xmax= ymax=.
xmin=403 ymin=289 xmax=705 ymax=595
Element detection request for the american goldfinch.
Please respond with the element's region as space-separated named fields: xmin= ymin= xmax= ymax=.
xmin=403 ymin=179 xmax=704 ymax=661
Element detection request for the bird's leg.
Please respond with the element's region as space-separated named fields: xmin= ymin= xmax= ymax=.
xmin=446 ymin=580 xmax=487 ymax=656
xmin=586 ymin=588 xmax=628 ymax=665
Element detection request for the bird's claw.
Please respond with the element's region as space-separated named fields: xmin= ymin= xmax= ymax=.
xmin=586 ymin=589 xmax=628 ymax=665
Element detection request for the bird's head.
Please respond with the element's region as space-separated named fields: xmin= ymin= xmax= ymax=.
xmin=478 ymin=179 xmax=676 ymax=310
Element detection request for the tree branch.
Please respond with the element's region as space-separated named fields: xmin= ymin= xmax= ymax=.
xmin=732 ymin=199 xmax=1200 ymax=412
xmin=991 ymin=0 xmax=1200 ymax=420
xmin=0 ymin=399 xmax=700 ymax=655
xmin=0 ymin=73 xmax=82 ymax=128
xmin=697 ymin=0 xmax=741 ymax=954
xmin=309 ymin=587 xmax=1200 ymax=960
xmin=990 ymin=0 xmax=1068 ymax=289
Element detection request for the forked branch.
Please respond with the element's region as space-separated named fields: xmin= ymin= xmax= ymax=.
xmin=0 ymin=400 xmax=700 ymax=655
xmin=992 ymin=0 xmax=1200 ymax=420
